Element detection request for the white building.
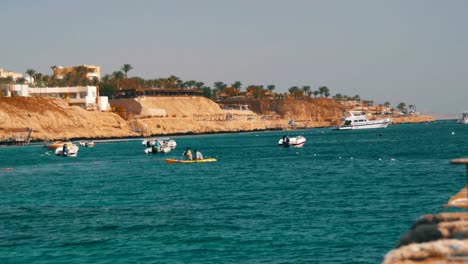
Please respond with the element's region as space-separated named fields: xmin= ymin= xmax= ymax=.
xmin=1 ymin=85 xmax=108 ymax=110
xmin=28 ymin=86 xmax=98 ymax=108
xmin=0 ymin=68 xmax=23 ymax=80
xmin=0 ymin=84 xmax=29 ymax=97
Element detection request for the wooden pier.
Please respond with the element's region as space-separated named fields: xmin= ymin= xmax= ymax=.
xmin=0 ymin=127 xmax=33 ymax=146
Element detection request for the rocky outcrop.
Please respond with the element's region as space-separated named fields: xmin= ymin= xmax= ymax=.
xmin=391 ymin=115 xmax=435 ymax=124
xmin=383 ymin=213 xmax=468 ymax=263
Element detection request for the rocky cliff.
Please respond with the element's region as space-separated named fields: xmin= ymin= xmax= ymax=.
xmin=0 ymin=96 xmax=435 ymax=141
xmin=0 ymin=97 xmax=133 ymax=140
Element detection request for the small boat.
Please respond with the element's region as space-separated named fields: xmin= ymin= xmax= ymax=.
xmin=46 ymin=141 xmax=74 ymax=150
xmin=278 ymin=135 xmax=306 ymax=148
xmin=457 ymin=112 xmax=468 ymax=125
xmin=143 ymin=138 xmax=177 ymax=154
xmin=55 ymin=143 xmax=79 ymax=157
xmin=334 ymin=111 xmax=391 ymax=130
xmin=165 ymin=158 xmax=217 ymax=164
xmin=79 ymin=141 xmax=95 ymax=147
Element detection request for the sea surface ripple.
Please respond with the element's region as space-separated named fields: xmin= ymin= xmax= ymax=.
xmin=0 ymin=121 xmax=466 ymax=263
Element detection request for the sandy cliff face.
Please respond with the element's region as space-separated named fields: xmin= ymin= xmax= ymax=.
xmin=0 ymin=97 xmax=133 ymax=140
xmin=240 ymin=98 xmax=347 ymax=123
xmin=0 ymin=96 xmax=435 ymax=141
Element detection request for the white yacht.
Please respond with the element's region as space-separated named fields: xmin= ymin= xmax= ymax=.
xmin=457 ymin=112 xmax=468 ymax=124
xmin=334 ymin=111 xmax=391 ymax=130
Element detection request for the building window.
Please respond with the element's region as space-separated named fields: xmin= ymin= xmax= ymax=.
xmin=80 ymin=92 xmax=86 ymax=98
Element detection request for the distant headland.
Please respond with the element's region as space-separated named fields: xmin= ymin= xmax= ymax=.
xmin=0 ymin=64 xmax=435 ymax=141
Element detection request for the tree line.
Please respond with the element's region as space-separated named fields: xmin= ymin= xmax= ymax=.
xmin=1 ymin=63 xmax=415 ymax=113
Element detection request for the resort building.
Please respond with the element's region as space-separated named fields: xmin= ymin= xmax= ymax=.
xmin=0 ymin=68 xmax=23 ymax=80
xmin=53 ymin=65 xmax=101 ymax=81
xmin=0 ymin=84 xmax=108 ymax=111
xmin=29 ymin=86 xmax=99 ymax=109
xmin=0 ymin=84 xmax=29 ymax=97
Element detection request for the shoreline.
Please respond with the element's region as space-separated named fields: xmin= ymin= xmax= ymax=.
xmin=0 ymin=97 xmax=436 ymax=142
xmin=27 ymin=120 xmax=439 ymax=144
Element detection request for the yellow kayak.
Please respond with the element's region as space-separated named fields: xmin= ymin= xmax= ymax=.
xmin=165 ymin=158 xmax=217 ymax=164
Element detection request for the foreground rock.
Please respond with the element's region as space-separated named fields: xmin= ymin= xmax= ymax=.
xmin=383 ymin=213 xmax=468 ymax=263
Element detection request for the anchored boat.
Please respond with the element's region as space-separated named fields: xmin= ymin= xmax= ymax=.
xmin=278 ymin=135 xmax=306 ymax=148
xmin=55 ymin=143 xmax=79 ymax=157
xmin=45 ymin=140 xmax=74 ymax=150
xmin=334 ymin=111 xmax=391 ymax=130
xmin=143 ymin=138 xmax=177 ymax=153
xmin=457 ymin=112 xmax=468 ymax=124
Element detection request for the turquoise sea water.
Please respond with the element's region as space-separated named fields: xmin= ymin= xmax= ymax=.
xmin=0 ymin=121 xmax=467 ymax=263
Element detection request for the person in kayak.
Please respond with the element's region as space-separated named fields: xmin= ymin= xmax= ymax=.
xmin=194 ymin=149 xmax=203 ymax=160
xmin=183 ymin=147 xmax=193 ymax=160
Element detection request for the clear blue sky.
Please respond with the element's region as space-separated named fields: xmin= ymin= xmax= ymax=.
xmin=2 ymin=0 xmax=467 ymax=117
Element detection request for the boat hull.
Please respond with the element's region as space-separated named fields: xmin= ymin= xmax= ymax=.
xmin=55 ymin=144 xmax=79 ymax=157
xmin=278 ymin=136 xmax=306 ymax=147
xmin=47 ymin=141 xmax=74 ymax=150
xmin=335 ymin=119 xmax=391 ymax=130
xmin=165 ymin=158 xmax=217 ymax=164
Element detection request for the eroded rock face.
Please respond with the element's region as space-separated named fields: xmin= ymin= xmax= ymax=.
xmin=0 ymin=96 xmax=435 ymax=141
xmin=383 ymin=213 xmax=468 ymax=264
xmin=0 ymin=97 xmax=135 ymax=140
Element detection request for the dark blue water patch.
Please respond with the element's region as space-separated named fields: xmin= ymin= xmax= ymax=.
xmin=0 ymin=121 xmax=466 ymax=263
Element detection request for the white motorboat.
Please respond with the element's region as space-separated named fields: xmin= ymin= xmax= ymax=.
xmin=334 ymin=111 xmax=391 ymax=130
xmin=278 ymin=135 xmax=306 ymax=148
xmin=457 ymin=112 xmax=468 ymax=124
xmin=79 ymin=140 xmax=95 ymax=147
xmin=143 ymin=138 xmax=177 ymax=154
xmin=55 ymin=143 xmax=79 ymax=157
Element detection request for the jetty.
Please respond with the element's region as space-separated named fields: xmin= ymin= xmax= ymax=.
xmin=0 ymin=127 xmax=32 ymax=146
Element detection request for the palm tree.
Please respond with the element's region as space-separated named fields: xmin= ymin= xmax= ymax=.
xmin=266 ymin=84 xmax=275 ymax=93
xmin=194 ymin=82 xmax=205 ymax=90
xmin=246 ymin=85 xmax=265 ymax=98
xmin=167 ymin=75 xmax=180 ymax=89
xmin=185 ymin=80 xmax=196 ymax=89
xmin=121 ymin=64 xmax=133 ymax=79
xmin=34 ymin=73 xmax=44 ymax=86
xmin=383 ymin=101 xmax=391 ymax=108
xmin=26 ymin=69 xmax=36 ymax=84
xmin=318 ymin=86 xmax=330 ymax=98
xmin=213 ymin=81 xmax=227 ymax=92
xmin=313 ymin=90 xmax=320 ymax=98
xmin=397 ymin=102 xmax=407 ymax=113
xmin=112 ymin=71 xmax=125 ymax=90
xmin=301 ymin=85 xmax=311 ymax=97
xmin=5 ymin=76 xmax=14 ymax=84
xmin=232 ymin=81 xmax=242 ymax=95
xmin=16 ymin=77 xmax=26 ymax=84
xmin=288 ymin=86 xmax=302 ymax=98
xmin=333 ymin=93 xmax=343 ymax=100
xmin=202 ymin=86 xmax=212 ymax=99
